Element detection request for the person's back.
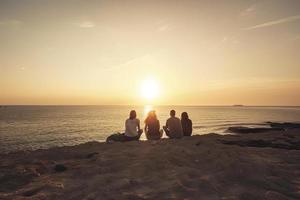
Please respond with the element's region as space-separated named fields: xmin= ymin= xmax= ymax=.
xmin=164 ymin=110 xmax=183 ymax=139
xmin=145 ymin=110 xmax=163 ymax=140
xmin=181 ymin=112 xmax=192 ymax=136
xmin=106 ymin=110 xmax=142 ymax=142
xmin=146 ymin=119 xmax=162 ymax=140
xmin=125 ymin=118 xmax=140 ymax=137
xmin=166 ymin=117 xmax=183 ymax=138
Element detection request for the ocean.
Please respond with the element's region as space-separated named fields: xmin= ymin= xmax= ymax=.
xmin=0 ymin=105 xmax=300 ymax=153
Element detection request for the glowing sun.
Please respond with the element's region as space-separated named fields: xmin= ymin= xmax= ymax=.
xmin=140 ymin=79 xmax=159 ymax=100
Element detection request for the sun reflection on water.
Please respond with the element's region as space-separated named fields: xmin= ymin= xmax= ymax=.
xmin=143 ymin=105 xmax=153 ymax=118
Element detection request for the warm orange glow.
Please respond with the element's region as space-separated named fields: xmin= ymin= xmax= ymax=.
xmin=0 ymin=1 xmax=300 ymax=106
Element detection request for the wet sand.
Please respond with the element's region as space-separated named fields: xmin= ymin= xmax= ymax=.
xmin=1 ymin=129 xmax=300 ymax=200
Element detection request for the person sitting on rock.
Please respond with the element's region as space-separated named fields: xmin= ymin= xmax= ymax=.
xmin=144 ymin=110 xmax=163 ymax=140
xmin=163 ymin=110 xmax=183 ymax=139
xmin=181 ymin=112 xmax=192 ymax=136
xmin=106 ymin=110 xmax=143 ymax=142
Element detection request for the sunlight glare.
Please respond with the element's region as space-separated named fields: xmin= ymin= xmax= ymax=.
xmin=143 ymin=105 xmax=153 ymax=117
xmin=140 ymin=79 xmax=159 ymax=100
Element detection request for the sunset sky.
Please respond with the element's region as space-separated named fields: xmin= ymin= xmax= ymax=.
xmin=0 ymin=0 xmax=300 ymax=105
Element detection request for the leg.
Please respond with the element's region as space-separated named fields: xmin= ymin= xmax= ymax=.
xmin=163 ymin=126 xmax=170 ymax=138
xmin=106 ymin=133 xmax=126 ymax=142
xmin=159 ymin=129 xmax=163 ymax=138
xmin=137 ymin=129 xmax=143 ymax=139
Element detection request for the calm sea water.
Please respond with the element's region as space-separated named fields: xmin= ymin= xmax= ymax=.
xmin=0 ymin=106 xmax=300 ymax=153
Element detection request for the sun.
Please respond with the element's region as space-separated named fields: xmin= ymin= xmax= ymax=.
xmin=140 ymin=79 xmax=159 ymax=100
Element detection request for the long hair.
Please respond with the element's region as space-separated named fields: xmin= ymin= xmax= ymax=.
xmin=181 ymin=112 xmax=189 ymax=121
xmin=145 ymin=110 xmax=157 ymax=124
xmin=129 ymin=110 xmax=137 ymax=120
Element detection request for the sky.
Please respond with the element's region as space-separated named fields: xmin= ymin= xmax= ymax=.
xmin=0 ymin=0 xmax=300 ymax=105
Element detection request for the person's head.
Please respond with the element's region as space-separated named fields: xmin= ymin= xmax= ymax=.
xmin=181 ymin=112 xmax=189 ymax=120
xmin=129 ymin=110 xmax=137 ymax=119
xmin=145 ymin=110 xmax=157 ymax=124
xmin=170 ymin=110 xmax=176 ymax=117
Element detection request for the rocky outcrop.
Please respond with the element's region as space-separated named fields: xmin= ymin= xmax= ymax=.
xmin=268 ymin=122 xmax=300 ymax=129
xmin=220 ymin=139 xmax=300 ymax=150
xmin=227 ymin=126 xmax=283 ymax=134
xmin=1 ymin=129 xmax=300 ymax=200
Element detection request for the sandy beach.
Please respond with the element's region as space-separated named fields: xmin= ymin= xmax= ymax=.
xmin=1 ymin=128 xmax=300 ymax=200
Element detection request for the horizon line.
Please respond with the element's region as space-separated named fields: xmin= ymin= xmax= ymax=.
xmin=1 ymin=104 xmax=300 ymax=107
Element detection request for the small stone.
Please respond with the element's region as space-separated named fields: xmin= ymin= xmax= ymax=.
xmin=54 ymin=164 xmax=67 ymax=172
xmin=195 ymin=141 xmax=201 ymax=146
xmin=86 ymin=152 xmax=99 ymax=159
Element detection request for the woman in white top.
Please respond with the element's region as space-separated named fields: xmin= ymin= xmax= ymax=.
xmin=106 ymin=110 xmax=143 ymax=142
xmin=124 ymin=110 xmax=142 ymax=139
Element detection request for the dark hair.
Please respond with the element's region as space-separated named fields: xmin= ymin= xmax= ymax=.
xmin=129 ymin=110 xmax=137 ymax=119
xmin=181 ymin=112 xmax=189 ymax=120
xmin=170 ymin=110 xmax=176 ymax=117
xmin=145 ymin=110 xmax=157 ymax=124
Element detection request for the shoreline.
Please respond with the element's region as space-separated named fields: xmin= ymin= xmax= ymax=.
xmin=2 ymin=122 xmax=300 ymax=155
xmin=1 ymin=128 xmax=300 ymax=199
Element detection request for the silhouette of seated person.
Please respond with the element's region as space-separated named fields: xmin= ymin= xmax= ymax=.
xmin=163 ymin=110 xmax=183 ymax=139
xmin=144 ymin=110 xmax=163 ymax=140
xmin=106 ymin=110 xmax=143 ymax=142
xmin=181 ymin=112 xmax=192 ymax=136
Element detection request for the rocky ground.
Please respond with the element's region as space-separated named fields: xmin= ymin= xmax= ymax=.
xmin=0 ymin=128 xmax=300 ymax=200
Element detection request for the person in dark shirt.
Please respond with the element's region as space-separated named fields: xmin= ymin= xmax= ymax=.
xmin=181 ymin=112 xmax=192 ymax=136
xmin=144 ymin=110 xmax=163 ymax=140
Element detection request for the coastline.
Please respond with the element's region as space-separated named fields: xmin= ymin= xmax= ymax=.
xmin=1 ymin=128 xmax=300 ymax=200
xmin=2 ymin=106 xmax=300 ymax=154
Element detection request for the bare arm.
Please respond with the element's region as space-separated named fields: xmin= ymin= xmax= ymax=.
xmin=137 ymin=119 xmax=141 ymax=131
xmin=165 ymin=119 xmax=169 ymax=130
xmin=125 ymin=120 xmax=128 ymax=132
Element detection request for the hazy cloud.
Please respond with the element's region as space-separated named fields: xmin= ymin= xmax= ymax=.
xmin=103 ymin=53 xmax=157 ymax=72
xmin=0 ymin=19 xmax=22 ymax=27
xmin=74 ymin=21 xmax=95 ymax=28
xmin=155 ymin=19 xmax=172 ymax=32
xmin=290 ymin=35 xmax=300 ymax=41
xmin=240 ymin=4 xmax=257 ymax=16
xmin=157 ymin=24 xmax=170 ymax=32
xmin=244 ymin=14 xmax=300 ymax=30
xmin=221 ymin=35 xmax=240 ymax=45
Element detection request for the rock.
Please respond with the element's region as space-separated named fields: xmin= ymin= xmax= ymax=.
xmin=54 ymin=164 xmax=67 ymax=172
xmin=1 ymin=132 xmax=300 ymax=199
xmin=265 ymin=191 xmax=290 ymax=200
xmin=227 ymin=126 xmax=283 ymax=134
xmin=220 ymin=139 xmax=300 ymax=150
xmin=0 ymin=171 xmax=35 ymax=192
xmin=22 ymin=186 xmax=45 ymax=197
xmin=268 ymin=122 xmax=300 ymax=129
xmin=86 ymin=152 xmax=99 ymax=159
